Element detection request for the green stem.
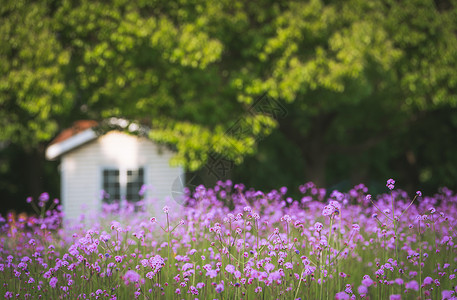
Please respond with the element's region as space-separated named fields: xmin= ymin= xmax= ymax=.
xmin=391 ymin=191 xmax=398 ymax=261
xmin=419 ymin=218 xmax=423 ymax=300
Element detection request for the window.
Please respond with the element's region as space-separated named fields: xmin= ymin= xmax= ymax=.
xmin=103 ymin=169 xmax=120 ymax=203
xmin=127 ymin=168 xmax=144 ymax=202
xmin=102 ymin=168 xmax=144 ymax=203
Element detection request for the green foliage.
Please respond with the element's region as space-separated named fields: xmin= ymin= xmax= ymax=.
xmin=0 ymin=0 xmax=73 ymax=146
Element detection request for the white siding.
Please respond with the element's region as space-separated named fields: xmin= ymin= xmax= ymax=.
xmin=61 ymin=131 xmax=183 ymax=220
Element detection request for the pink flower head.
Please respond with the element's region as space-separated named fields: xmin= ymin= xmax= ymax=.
xmin=39 ymin=192 xmax=49 ymax=202
xmin=389 ymin=294 xmax=401 ymax=300
xmin=362 ymin=276 xmax=374 ymax=287
xmin=182 ymin=263 xmax=193 ymax=272
xmin=206 ymin=269 xmax=217 ymax=278
xmin=281 ymin=214 xmax=292 ymax=223
xmin=49 ymin=277 xmax=58 ymax=288
xmin=329 ymin=200 xmax=341 ymax=210
xmin=358 ymin=285 xmax=368 ymax=295
xmin=163 ymin=206 xmax=169 ymax=214
xmin=124 ymin=270 xmax=140 ymax=283
xmin=405 ymin=280 xmax=419 ymax=291
xmin=264 ymin=263 xmax=275 ymax=272
xmin=386 ymin=179 xmax=395 ymax=190
xmin=442 ymin=290 xmax=455 ymax=299
xmin=423 ymin=276 xmax=433 ymax=286
xmin=215 ymin=281 xmax=224 ymax=293
xmin=225 ymin=264 xmax=235 ymax=274
xmin=150 ymin=217 xmax=156 ymax=223
xmin=322 ymin=205 xmax=335 ymax=216
xmin=335 ymin=292 xmax=350 ymax=300
xmin=352 ymin=224 xmax=360 ymax=232
xmin=314 ymin=222 xmax=323 ymax=232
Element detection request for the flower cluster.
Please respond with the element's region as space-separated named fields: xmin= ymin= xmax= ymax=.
xmin=1 ymin=180 xmax=456 ymax=299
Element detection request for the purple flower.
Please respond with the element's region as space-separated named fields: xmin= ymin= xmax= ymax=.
xmin=358 ymin=285 xmax=368 ymax=295
xmin=442 ymin=290 xmax=455 ymax=299
xmin=163 ymin=206 xmax=169 ymax=214
xmin=196 ymin=282 xmax=205 ymax=289
xmin=225 ymin=264 xmax=235 ymax=274
xmin=405 ymin=280 xmax=419 ymax=291
xmin=49 ymin=277 xmax=58 ymax=288
xmin=215 ymin=281 xmax=224 ymax=293
xmin=314 ymin=222 xmax=323 ymax=232
xmin=416 ymin=191 xmax=422 ymax=197
xmin=423 ymin=276 xmax=433 ymax=286
xmin=362 ymin=277 xmax=374 ymax=287
xmin=264 ymin=263 xmax=275 ymax=272
xmin=182 ymin=263 xmax=193 ymax=272
xmin=322 ymin=205 xmax=335 ymax=216
xmin=206 ymin=269 xmax=217 ymax=278
xmin=335 ymin=292 xmax=350 ymax=300
xmin=386 ymin=179 xmax=395 ymax=190
xmin=124 ymin=270 xmax=140 ymax=283
xmin=39 ymin=192 xmax=49 ymax=202
xmin=389 ymin=294 xmax=401 ymax=300
xmin=243 ymin=206 xmax=252 ymax=213
xmin=139 ymin=184 xmax=148 ymax=196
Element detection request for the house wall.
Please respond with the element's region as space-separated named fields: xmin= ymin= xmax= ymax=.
xmin=60 ymin=131 xmax=183 ymax=220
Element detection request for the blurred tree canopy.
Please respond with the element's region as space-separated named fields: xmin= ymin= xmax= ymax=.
xmin=1 ymin=0 xmax=457 ymax=212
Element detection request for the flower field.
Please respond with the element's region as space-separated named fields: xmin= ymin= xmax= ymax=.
xmin=1 ymin=179 xmax=456 ymax=299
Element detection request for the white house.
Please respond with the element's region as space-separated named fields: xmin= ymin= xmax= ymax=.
xmin=45 ymin=118 xmax=184 ymax=220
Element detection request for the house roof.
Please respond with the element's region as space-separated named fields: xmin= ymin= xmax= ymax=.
xmin=49 ymin=120 xmax=99 ymax=146
xmin=45 ymin=118 xmax=149 ymax=160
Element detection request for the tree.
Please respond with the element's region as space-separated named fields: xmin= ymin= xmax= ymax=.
xmin=2 ymin=0 xmax=457 ymax=212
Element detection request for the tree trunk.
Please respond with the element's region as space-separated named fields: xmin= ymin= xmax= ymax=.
xmin=279 ymin=112 xmax=336 ymax=188
xmin=25 ymin=145 xmax=45 ymax=200
xmin=303 ymin=150 xmax=328 ymax=187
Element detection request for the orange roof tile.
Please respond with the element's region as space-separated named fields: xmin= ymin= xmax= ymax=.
xmin=50 ymin=120 xmax=99 ymax=145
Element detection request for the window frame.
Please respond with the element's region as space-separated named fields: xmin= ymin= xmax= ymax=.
xmin=101 ymin=166 xmax=146 ymax=203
